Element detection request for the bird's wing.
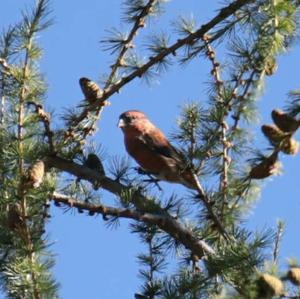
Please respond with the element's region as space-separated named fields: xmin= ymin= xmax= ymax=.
xmin=138 ymin=130 xmax=184 ymax=163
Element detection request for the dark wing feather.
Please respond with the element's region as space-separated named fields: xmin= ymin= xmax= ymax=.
xmin=139 ymin=131 xmax=184 ymax=163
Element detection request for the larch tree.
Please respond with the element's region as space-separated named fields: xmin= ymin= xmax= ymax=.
xmin=1 ymin=0 xmax=300 ymax=298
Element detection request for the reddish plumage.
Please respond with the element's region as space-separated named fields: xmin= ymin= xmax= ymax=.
xmin=118 ymin=110 xmax=197 ymax=190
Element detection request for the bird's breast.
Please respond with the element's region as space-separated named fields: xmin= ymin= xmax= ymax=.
xmin=124 ymin=135 xmax=179 ymax=180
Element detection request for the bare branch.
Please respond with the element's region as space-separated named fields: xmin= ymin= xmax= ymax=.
xmin=52 ymin=192 xmax=140 ymax=218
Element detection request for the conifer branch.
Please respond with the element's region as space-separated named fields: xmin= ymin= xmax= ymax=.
xmin=14 ymin=1 xmax=52 ymax=298
xmin=148 ymin=237 xmax=155 ymax=295
xmin=0 ymin=58 xmax=11 ymax=75
xmin=105 ymin=0 xmax=157 ymax=88
xmin=46 ymin=156 xmax=215 ymax=258
xmin=18 ymin=40 xmax=41 ymax=299
xmin=68 ymin=0 xmax=254 ymax=128
xmin=0 ymin=58 xmax=11 ymax=124
xmin=64 ymin=0 xmax=157 ymax=144
xmin=0 ymin=59 xmax=17 ymax=124
xmin=203 ymin=35 xmax=231 ymax=221
xmin=273 ymin=220 xmax=284 ymax=263
xmin=191 ymin=173 xmax=230 ymax=241
xmin=180 ymin=17 xmax=243 ymax=63
xmin=27 ymin=101 xmax=55 ymax=154
xmin=231 ymin=70 xmax=256 ymax=131
xmin=0 ymin=74 xmax=6 ymax=125
xmin=18 ymin=38 xmax=42 ymax=299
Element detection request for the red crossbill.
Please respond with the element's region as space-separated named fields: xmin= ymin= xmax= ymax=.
xmin=118 ymin=110 xmax=197 ymax=190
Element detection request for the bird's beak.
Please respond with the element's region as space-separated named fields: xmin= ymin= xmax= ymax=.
xmin=117 ymin=118 xmax=125 ymax=128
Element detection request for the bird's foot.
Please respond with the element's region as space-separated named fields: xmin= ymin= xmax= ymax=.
xmin=134 ymin=167 xmax=162 ymax=191
xmin=134 ymin=167 xmax=148 ymax=175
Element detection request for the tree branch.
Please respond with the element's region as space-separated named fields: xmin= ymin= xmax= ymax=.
xmin=46 ymin=156 xmax=215 ymax=257
xmin=105 ymin=0 xmax=157 ymax=88
xmin=27 ymin=101 xmax=55 ymax=154
xmin=64 ymin=0 xmax=158 ymax=144
xmin=191 ymin=173 xmax=230 ymax=240
xmin=70 ymin=0 xmax=254 ymax=127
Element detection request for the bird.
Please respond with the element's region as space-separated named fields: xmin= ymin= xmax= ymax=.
xmin=79 ymin=77 xmax=103 ymax=104
xmin=118 ymin=110 xmax=198 ymax=190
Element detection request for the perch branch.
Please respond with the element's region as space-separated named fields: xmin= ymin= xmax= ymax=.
xmin=46 ymin=156 xmax=215 ymax=257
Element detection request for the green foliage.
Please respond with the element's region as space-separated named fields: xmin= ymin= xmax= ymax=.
xmin=1 ymin=0 xmax=300 ymax=298
xmin=0 ymin=0 xmax=58 ymax=297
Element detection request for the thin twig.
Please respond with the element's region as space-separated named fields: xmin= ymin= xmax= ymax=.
xmin=191 ymin=173 xmax=230 ymax=241
xmin=273 ymin=220 xmax=284 ymax=263
xmin=231 ymin=70 xmax=256 ymax=132
xmin=27 ymin=101 xmax=55 ymax=154
xmin=202 ymin=35 xmax=231 ymax=221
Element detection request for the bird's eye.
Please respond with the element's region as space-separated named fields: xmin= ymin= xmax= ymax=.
xmin=124 ymin=116 xmax=132 ymax=123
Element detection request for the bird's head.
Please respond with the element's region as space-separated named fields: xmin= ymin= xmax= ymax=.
xmin=118 ymin=110 xmax=151 ymax=132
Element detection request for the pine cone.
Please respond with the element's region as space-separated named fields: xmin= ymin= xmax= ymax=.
xmin=84 ymin=154 xmax=105 ymax=190
xmin=6 ymin=203 xmax=23 ymax=231
xmin=264 ymin=57 xmax=278 ymax=76
xmin=249 ymin=152 xmax=280 ymax=179
xmin=79 ymin=77 xmax=103 ymax=104
xmin=287 ymin=267 xmax=300 ymax=285
xmin=257 ymin=273 xmax=284 ymax=297
xmin=28 ymin=160 xmax=45 ymax=188
xmin=271 ymin=109 xmax=299 ymax=133
xmin=85 ymin=154 xmax=105 ymax=174
xmin=261 ymin=124 xmax=286 ymax=146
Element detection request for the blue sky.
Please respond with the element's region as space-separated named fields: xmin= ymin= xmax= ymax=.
xmin=1 ymin=1 xmax=300 ymax=298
